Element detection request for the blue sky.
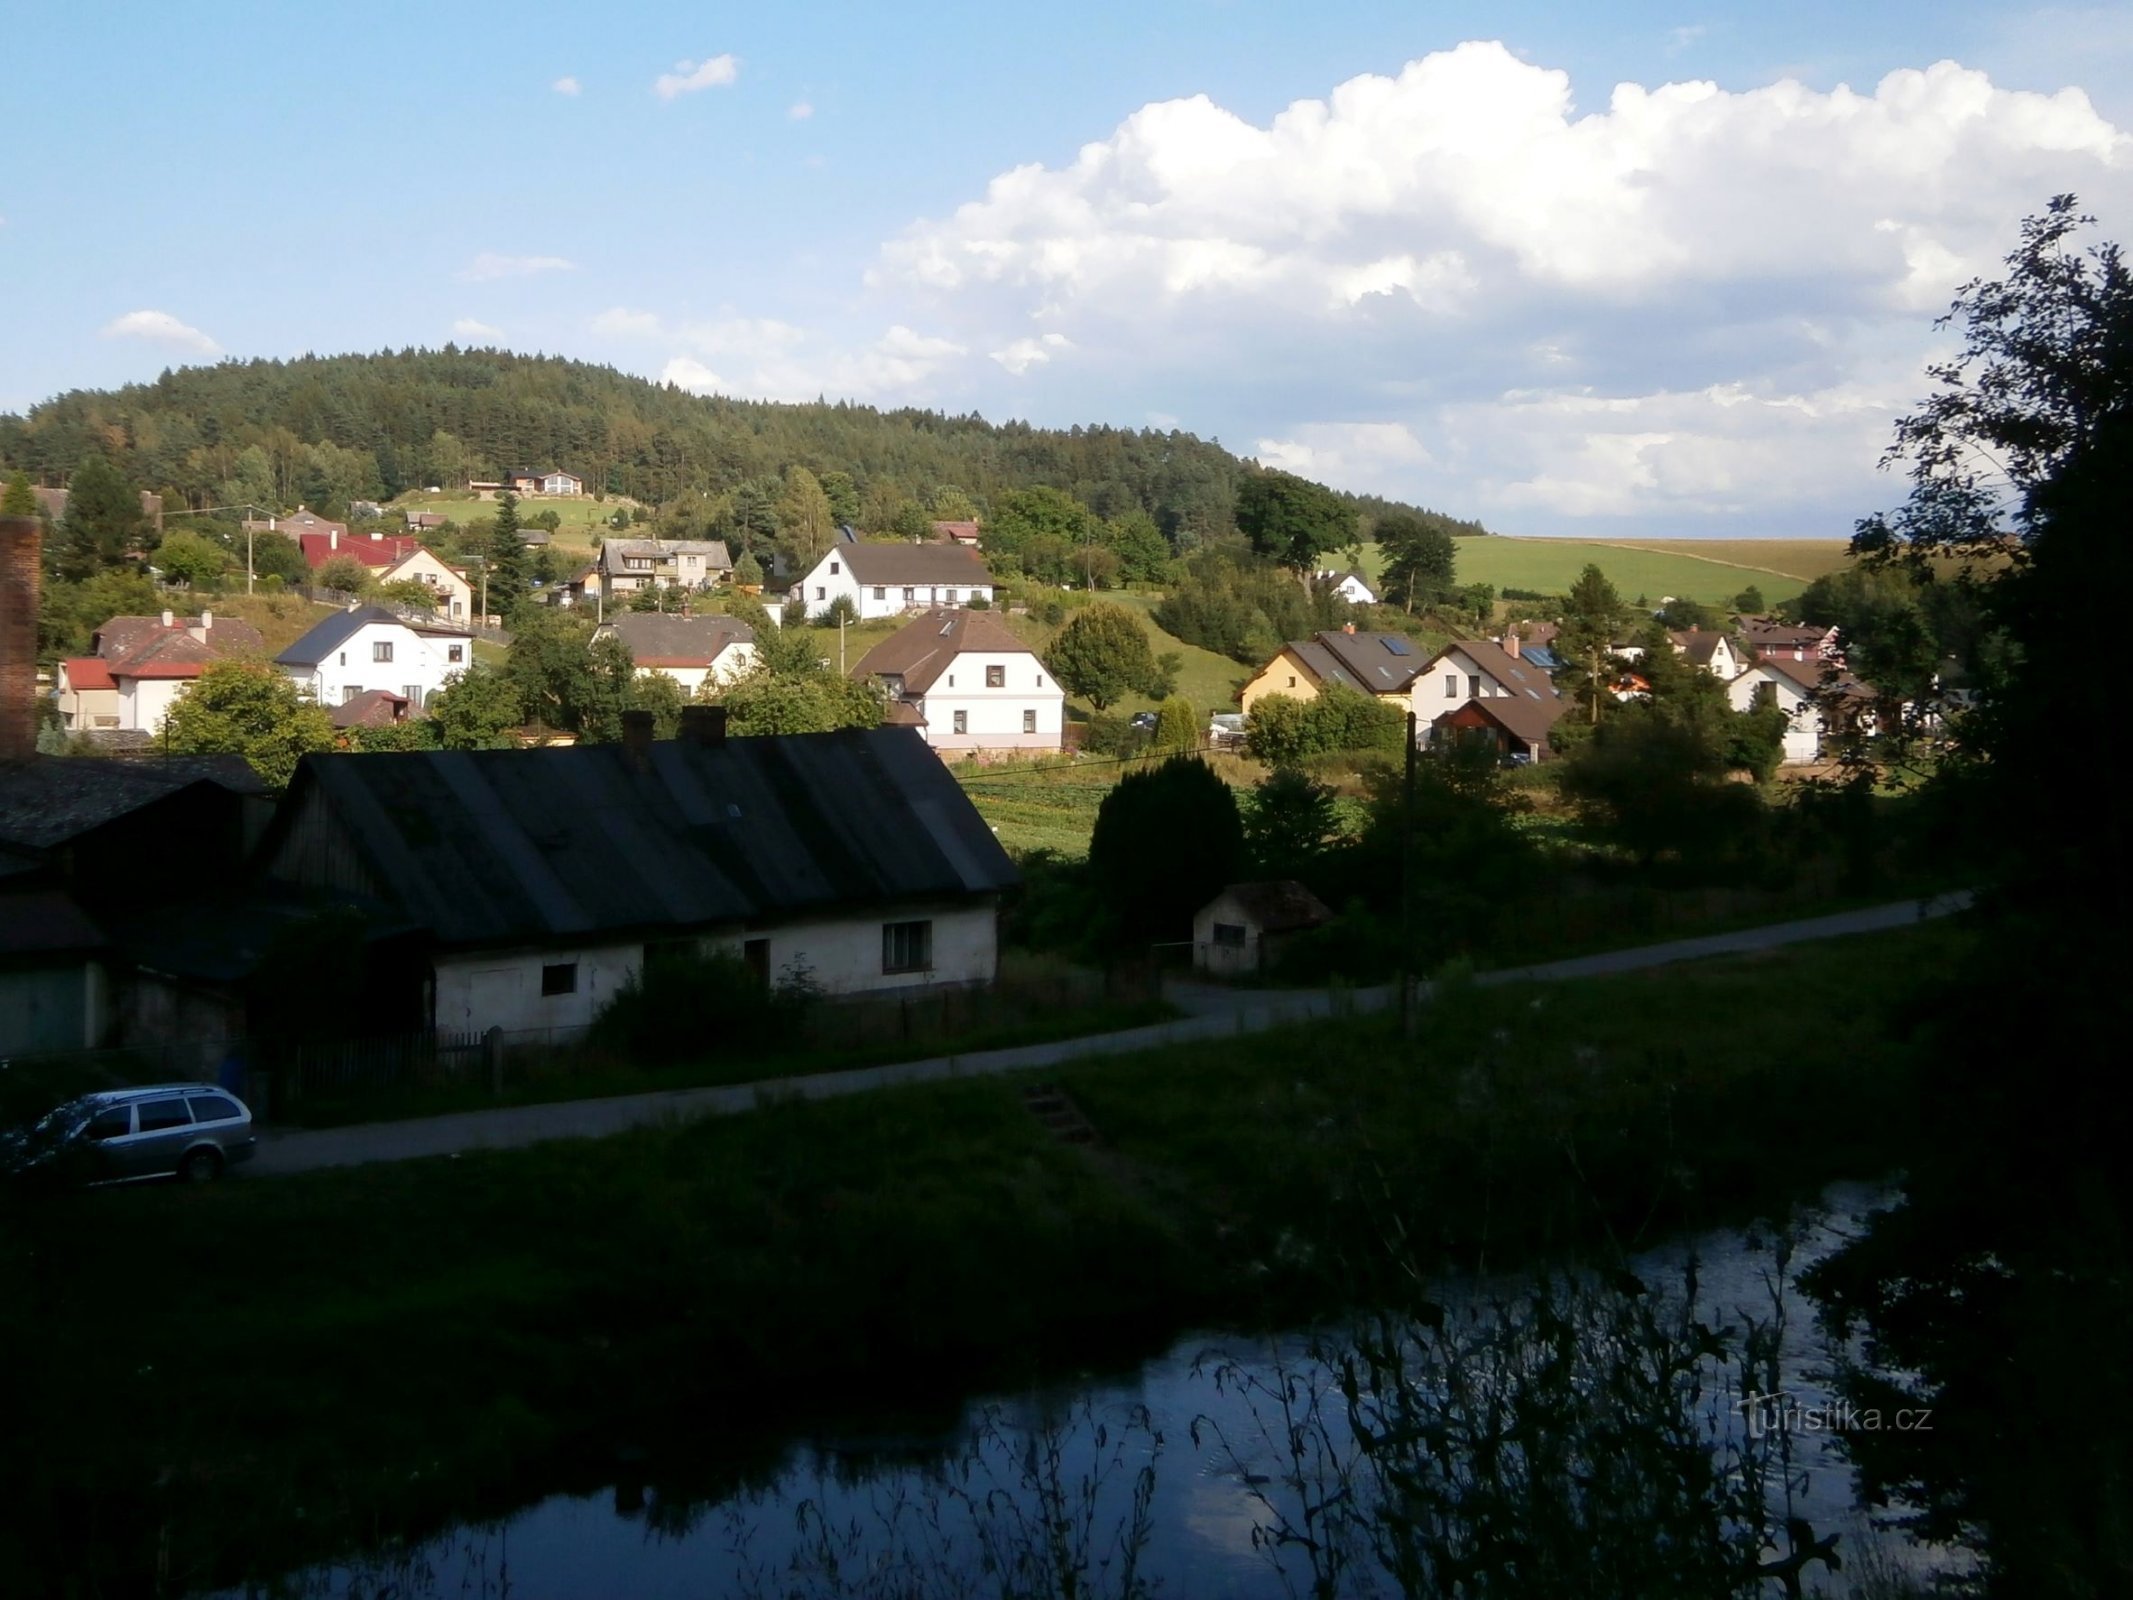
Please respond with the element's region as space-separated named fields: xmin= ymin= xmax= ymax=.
xmin=3 ymin=1 xmax=2129 ymax=535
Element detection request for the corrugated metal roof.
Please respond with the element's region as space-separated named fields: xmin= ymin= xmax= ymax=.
xmin=272 ymin=727 xmax=1018 ymax=947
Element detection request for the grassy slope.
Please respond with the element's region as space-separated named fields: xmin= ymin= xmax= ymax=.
xmin=1364 ymin=538 xmax=1852 ymax=606
xmin=0 ymin=922 xmax=1958 ymax=1591
xmin=175 ymin=590 xmax=349 ymax=654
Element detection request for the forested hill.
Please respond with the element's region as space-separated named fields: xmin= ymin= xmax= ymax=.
xmin=0 ymin=348 xmax=1489 ymax=543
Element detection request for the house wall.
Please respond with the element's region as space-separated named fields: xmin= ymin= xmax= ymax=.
xmin=799 ymin=553 xmax=994 ymax=621
xmin=909 ymin=649 xmax=1062 ymax=751
xmin=127 ymin=675 xmax=193 ymax=733
xmin=1411 ymin=647 xmax=1519 ymax=720
xmin=1239 ymin=652 xmax=1323 ymax=713
xmin=56 ymin=679 xmax=120 ymax=729
xmin=0 ymin=960 xmax=109 ymax=1056
xmin=383 ymin=549 xmax=473 ymax=622
xmin=1193 ymin=893 xmax=1265 ymax=977
xmin=1727 ymin=671 xmax=1822 ymax=764
xmin=632 ymin=642 xmax=759 ymax=697
xmin=288 ymin=620 xmax=473 ymax=710
xmin=430 ymin=902 xmax=1000 ymax=1033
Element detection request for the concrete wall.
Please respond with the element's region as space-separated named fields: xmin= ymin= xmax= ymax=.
xmin=432 ymin=902 xmax=999 ymax=1033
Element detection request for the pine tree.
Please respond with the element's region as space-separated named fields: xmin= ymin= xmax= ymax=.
xmin=1 ymin=469 xmax=37 ymax=517
xmin=483 ymin=492 xmax=530 ymax=621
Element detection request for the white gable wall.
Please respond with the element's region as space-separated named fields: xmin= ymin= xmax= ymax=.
xmin=1727 ymin=668 xmax=1823 ymax=764
xmin=1411 ymin=645 xmax=1521 ymax=720
xmin=382 ymin=548 xmax=473 ymax=622
xmin=799 ymin=551 xmax=995 ymax=621
xmin=910 ymin=648 xmax=1063 ymax=751
xmin=286 ymin=619 xmax=474 ymax=711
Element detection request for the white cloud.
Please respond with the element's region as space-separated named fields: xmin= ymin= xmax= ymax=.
xmin=990 ymin=332 xmax=1071 ymax=374
xmin=592 ymin=306 xmax=664 ymax=337
xmin=657 ymin=318 xmax=964 ymax=403
xmin=1664 ymin=25 xmax=1706 ymax=56
xmin=453 ymin=318 xmax=505 ymax=340
xmin=99 ymin=309 xmax=220 ymax=355
xmin=459 ymin=253 xmax=575 ymax=282
xmin=653 ymin=54 xmax=739 ymax=100
xmin=663 ymin=356 xmax=725 ymax=393
xmin=863 ymin=41 xmax=2132 ymax=531
xmin=552 ymin=76 xmax=581 ymax=97
xmin=789 ymin=100 xmax=814 ymax=120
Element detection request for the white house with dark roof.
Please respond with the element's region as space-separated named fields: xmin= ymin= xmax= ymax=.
xmin=1410 ymin=638 xmax=1561 ymax=723
xmin=274 ymin=604 xmax=474 ymax=712
xmin=850 ymin=609 xmax=1062 ymax=752
xmin=797 ymin=543 xmax=995 ymax=621
xmin=591 ymin=613 xmax=759 ymax=696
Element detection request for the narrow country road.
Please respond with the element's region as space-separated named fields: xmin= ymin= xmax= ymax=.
xmin=248 ymin=892 xmax=1971 ymax=1177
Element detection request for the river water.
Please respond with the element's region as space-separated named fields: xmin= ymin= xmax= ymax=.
xmin=221 ymin=1179 xmax=1959 ymax=1599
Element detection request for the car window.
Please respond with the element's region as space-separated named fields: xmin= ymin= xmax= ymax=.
xmin=136 ymin=1099 xmax=193 ymax=1133
xmin=187 ymin=1095 xmax=243 ymax=1124
xmin=84 ymin=1105 xmax=133 ymax=1141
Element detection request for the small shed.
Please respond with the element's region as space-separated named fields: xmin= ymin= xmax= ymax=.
xmin=1193 ymin=880 xmax=1333 ymax=977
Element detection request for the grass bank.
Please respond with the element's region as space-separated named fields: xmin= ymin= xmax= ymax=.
xmin=1364 ymin=537 xmax=1841 ymax=606
xmin=0 ymin=920 xmax=1963 ymax=1593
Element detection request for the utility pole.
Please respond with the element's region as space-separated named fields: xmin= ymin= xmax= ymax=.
xmin=1399 ymin=710 xmax=1418 ymax=1041
xmin=839 ymin=612 xmax=847 ymax=674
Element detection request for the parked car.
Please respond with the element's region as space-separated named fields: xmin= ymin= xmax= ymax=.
xmin=1128 ymin=711 xmax=1159 ymax=732
xmin=1 ymin=1085 xmax=256 ymax=1186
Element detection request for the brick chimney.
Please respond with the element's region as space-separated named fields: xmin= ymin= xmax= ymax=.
xmin=679 ymin=705 xmax=727 ymax=747
xmin=621 ymin=708 xmax=655 ymax=771
xmin=1342 ymin=621 xmax=1356 ymax=635
xmin=1503 ymin=628 xmax=1521 ymax=660
xmin=0 ymin=515 xmax=40 ymax=761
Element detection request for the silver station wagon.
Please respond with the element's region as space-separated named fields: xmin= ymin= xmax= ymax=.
xmin=10 ymin=1085 xmax=257 ymax=1185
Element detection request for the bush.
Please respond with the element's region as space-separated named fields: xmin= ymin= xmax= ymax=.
xmin=815 ymin=594 xmax=860 ymax=628
xmin=588 ymin=949 xmax=813 ymax=1065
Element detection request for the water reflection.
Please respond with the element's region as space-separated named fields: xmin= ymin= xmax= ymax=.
xmin=220 ymin=1182 xmax=1963 ymax=1599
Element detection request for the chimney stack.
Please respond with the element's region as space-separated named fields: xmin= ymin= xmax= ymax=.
xmin=679 ymin=705 xmax=727 ymax=748
xmin=1503 ymin=629 xmax=1521 ymax=660
xmin=0 ymin=515 xmax=41 ymax=761
xmin=1342 ymin=621 xmax=1356 ymax=635
xmin=161 ymin=608 xmax=175 ymax=629
xmin=330 ymin=527 xmax=340 ymax=551
xmin=621 ymin=708 xmax=655 ymax=770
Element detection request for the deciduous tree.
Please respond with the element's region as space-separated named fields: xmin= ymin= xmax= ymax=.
xmin=162 ymin=659 xmax=336 ymax=786
xmin=1375 ymin=512 xmax=1457 ymax=611
xmin=429 ymin=663 xmax=523 ymax=748
xmin=1044 ymin=602 xmax=1161 ymax=711
xmin=1235 ymin=470 xmax=1356 ymax=574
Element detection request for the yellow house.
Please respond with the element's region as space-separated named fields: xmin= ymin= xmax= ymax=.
xmin=1239 ymin=627 xmax=1429 ymax=713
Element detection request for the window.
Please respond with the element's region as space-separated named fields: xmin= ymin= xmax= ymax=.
xmin=403 ymin=686 xmax=422 ymax=708
xmin=830 ymin=560 xmax=841 ymax=575
xmin=342 ymin=685 xmax=360 ymax=704
xmin=1287 ymin=675 xmax=1297 ymax=688
xmin=985 ymin=665 xmax=1005 ymax=688
xmin=873 ymin=586 xmax=886 ymax=600
xmin=742 ymin=938 xmax=771 ymax=987
xmin=541 ymin=962 xmax=578 ymax=997
xmin=84 ymin=1105 xmax=132 ymax=1141
xmin=1036 ymin=674 xmax=1045 ymax=688
xmin=882 ymin=919 xmax=933 ymax=974
xmin=953 ymin=710 xmax=968 ymax=734
xmin=187 ymin=1095 xmax=243 ymax=1124
xmin=137 ymin=1098 xmax=193 ymax=1133
xmin=901 ymin=586 xmax=915 ymax=603
xmin=814 ymin=586 xmax=826 ymax=600
xmin=1023 ymin=709 xmax=1037 ymax=734
xmin=1467 ymin=674 xmax=1481 ymax=699
xmin=339 ymin=651 xmax=347 ymax=666
xmin=1212 ymin=923 xmax=1247 ymax=948
xmin=373 ymin=641 xmax=395 ymax=663
xmin=1444 ymin=673 xmax=1457 ymax=697
xmin=448 ymin=645 xmax=464 ymax=663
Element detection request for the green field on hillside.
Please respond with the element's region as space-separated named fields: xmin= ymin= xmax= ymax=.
xmin=1366 ymin=538 xmax=1852 ymax=607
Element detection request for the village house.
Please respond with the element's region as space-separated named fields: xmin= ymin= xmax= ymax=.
xmin=1193 ymin=881 xmax=1333 ymax=978
xmin=1740 ymin=618 xmax=1844 ymax=665
xmin=274 ymin=604 xmax=474 ymax=712
xmin=1432 ymin=691 xmax=1568 ymax=763
xmin=29 ymin=483 xmax=165 ymax=535
xmin=599 ymin=538 xmax=734 ymax=595
xmin=1316 ymin=570 xmax=1378 ymax=606
xmin=467 ymin=478 xmax=504 ymax=500
xmin=929 ymin=520 xmax=983 ymax=547
xmin=54 ymin=610 xmax=266 ymax=734
xmin=1671 ymin=627 xmax=1745 ymax=679
xmin=296 ymin=527 xmax=471 ymax=618
xmin=403 ymin=510 xmax=450 ymax=533
xmin=851 ymin=609 xmax=1064 ymax=754
xmin=591 ymin=613 xmax=759 ymax=696
xmin=376 ymin=546 xmax=474 ymax=621
xmin=1409 ymin=637 xmax=1561 ymax=723
xmin=796 ymin=543 xmax=995 ymax=621
xmin=1724 ymin=655 xmax=1866 ymax=765
xmin=501 ymin=470 xmax=585 ymax=498
xmin=256 ymin=713 xmax=1020 ymax=1035
xmin=1239 ymin=626 xmax=1429 ymax=713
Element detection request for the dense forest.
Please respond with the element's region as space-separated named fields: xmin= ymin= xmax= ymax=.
xmin=0 ymin=348 xmax=1490 ymax=547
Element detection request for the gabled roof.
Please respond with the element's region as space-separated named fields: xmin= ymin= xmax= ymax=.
xmin=849 ymin=609 xmax=1041 ymax=695
xmin=930 ymin=520 xmax=982 ymax=544
xmin=1671 ymin=629 xmax=1731 ymax=667
xmin=60 ymin=657 xmax=115 ymax=691
xmin=301 ymin=531 xmax=424 ymax=569
xmin=1435 ymin=692 xmax=1566 ymax=748
xmin=827 ymin=543 xmax=994 ymax=586
xmin=1274 ymin=630 xmax=1428 ymax=696
xmin=330 ymin=690 xmax=410 ymax=728
xmin=1209 ymin=879 xmax=1333 ymax=934
xmin=275 ymin=605 xmax=470 ymax=668
xmin=265 ymin=729 xmax=1019 ymax=947
xmin=1434 ymin=641 xmax=1561 ymax=703
xmin=92 ymin=613 xmax=264 ymax=662
xmin=1740 ymin=617 xmax=1834 ymax=649
xmin=0 ymin=755 xmax=267 ymax=853
xmin=596 ymin=613 xmax=756 ymax=668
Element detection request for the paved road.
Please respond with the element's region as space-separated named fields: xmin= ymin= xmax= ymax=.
xmin=249 ymin=892 xmax=1971 ymax=1177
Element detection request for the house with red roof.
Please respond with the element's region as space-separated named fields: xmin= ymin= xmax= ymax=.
xmin=54 ymin=610 xmax=266 ymax=735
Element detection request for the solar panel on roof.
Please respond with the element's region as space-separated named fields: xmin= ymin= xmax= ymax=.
xmin=1381 ymin=637 xmax=1412 ymax=655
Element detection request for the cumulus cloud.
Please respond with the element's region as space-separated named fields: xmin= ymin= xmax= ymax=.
xmin=592 ymin=306 xmax=664 ymax=337
xmin=789 ymin=100 xmax=814 ymax=120
xmin=656 ymin=318 xmax=964 ymax=403
xmin=866 ymin=41 xmax=2131 ymax=531
xmin=100 ymin=309 xmax=220 ymax=355
xmin=653 ymin=54 xmax=738 ymax=99
xmin=552 ymin=76 xmax=581 ymax=96
xmin=453 ymin=318 xmax=505 ymax=340
xmin=459 ymin=253 xmax=575 ymax=282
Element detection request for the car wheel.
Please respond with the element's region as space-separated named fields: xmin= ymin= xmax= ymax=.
xmin=178 ymin=1147 xmax=225 ymax=1183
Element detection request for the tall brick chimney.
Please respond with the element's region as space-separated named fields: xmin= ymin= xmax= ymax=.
xmin=0 ymin=514 xmax=41 ymax=761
